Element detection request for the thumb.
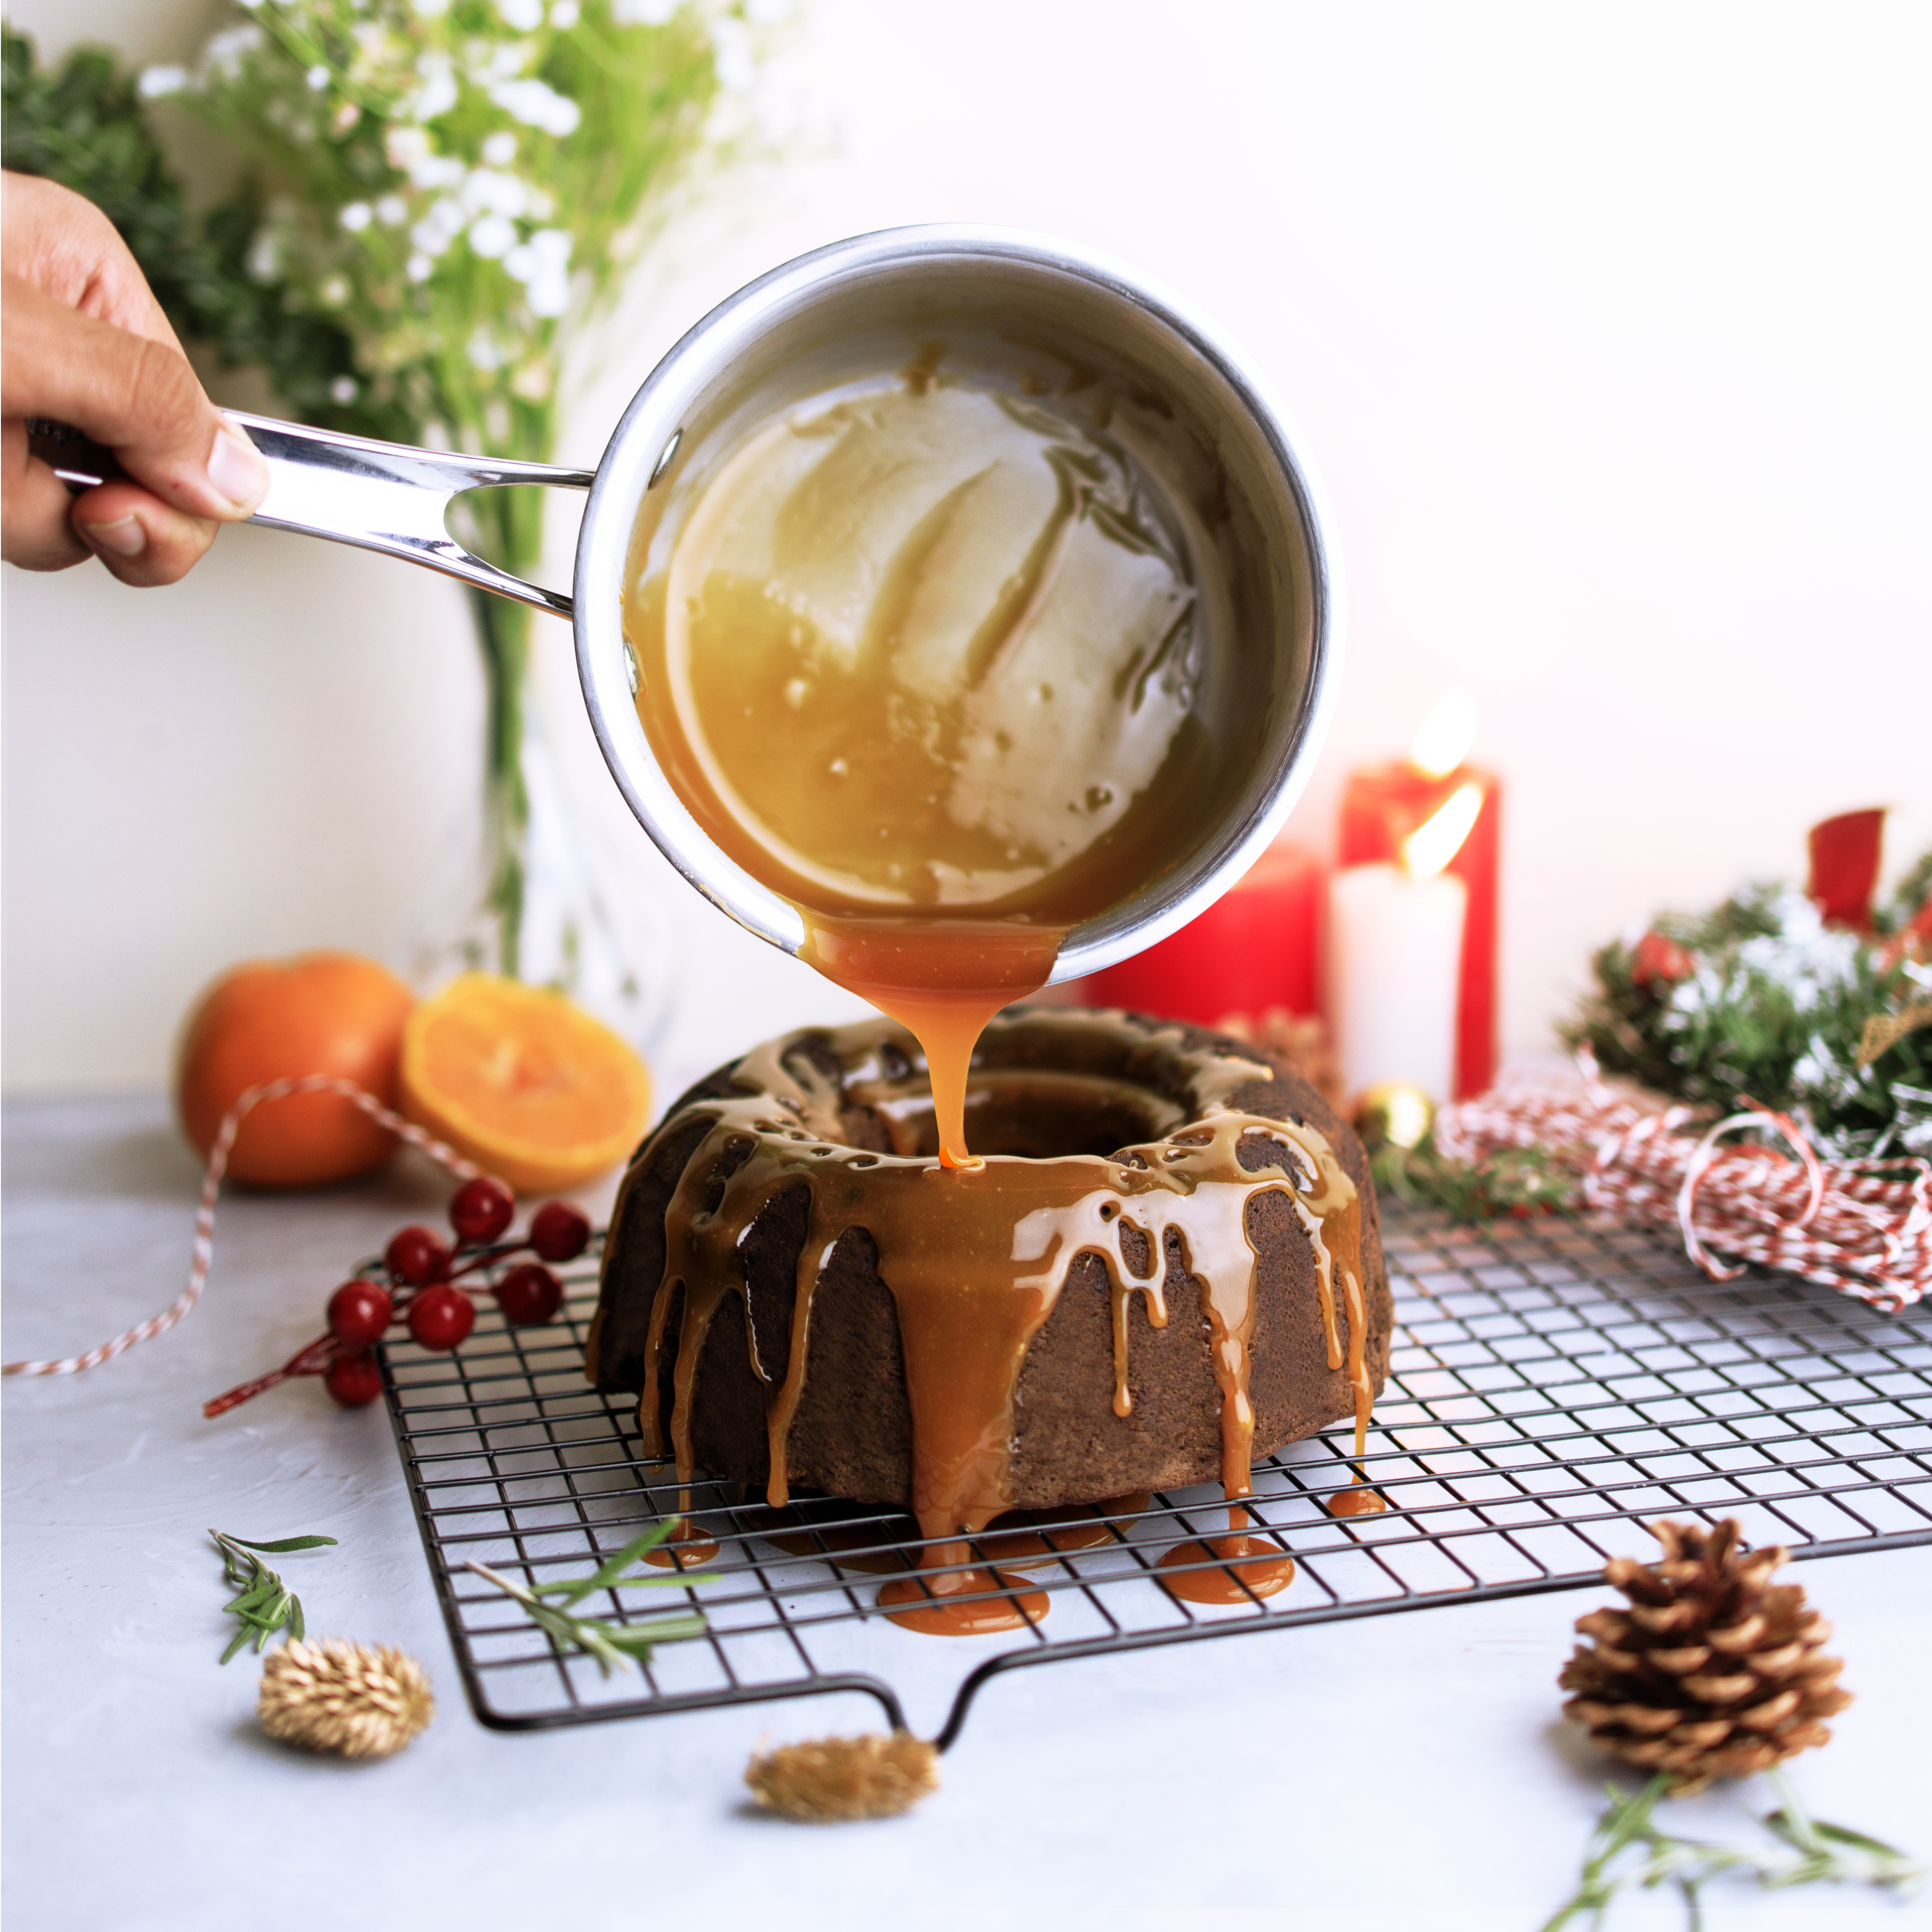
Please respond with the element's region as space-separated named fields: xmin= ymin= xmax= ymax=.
xmin=1 ymin=273 xmax=269 ymax=520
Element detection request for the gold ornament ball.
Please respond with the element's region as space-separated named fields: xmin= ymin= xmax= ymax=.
xmin=1355 ymin=1081 xmax=1435 ymax=1152
xmin=258 ymin=1638 xmax=434 ymax=1759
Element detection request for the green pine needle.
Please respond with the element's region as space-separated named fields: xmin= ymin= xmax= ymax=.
xmin=466 ymin=1519 xmax=709 ymax=1678
xmin=210 ymin=1528 xmax=337 ymax=1664
xmin=1543 ymin=1770 xmax=1924 ymax=1932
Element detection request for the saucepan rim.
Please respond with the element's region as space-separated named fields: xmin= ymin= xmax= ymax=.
xmin=570 ymin=221 xmax=1344 ymax=982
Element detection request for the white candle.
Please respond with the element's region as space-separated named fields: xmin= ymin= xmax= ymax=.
xmin=1328 ymin=862 xmax=1468 ymax=1103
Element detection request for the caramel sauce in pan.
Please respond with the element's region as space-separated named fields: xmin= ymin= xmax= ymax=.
xmin=623 ymin=1015 xmax=1370 ymax=1633
xmin=625 ymin=370 xmax=1214 ymax=1167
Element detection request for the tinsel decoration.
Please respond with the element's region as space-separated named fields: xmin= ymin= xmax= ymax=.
xmin=1559 ymin=1519 xmax=1851 ymax=1797
xmin=1434 ymin=1057 xmax=1930 ymax=1310
xmin=258 ymin=1639 xmax=434 ymax=1759
xmin=744 ymin=1732 xmax=940 ymax=1822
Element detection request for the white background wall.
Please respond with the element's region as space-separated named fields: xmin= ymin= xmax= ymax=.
xmin=6 ymin=0 xmax=1929 ymax=1097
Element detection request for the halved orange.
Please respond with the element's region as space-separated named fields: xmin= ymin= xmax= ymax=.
xmin=397 ymin=974 xmax=652 ymax=1195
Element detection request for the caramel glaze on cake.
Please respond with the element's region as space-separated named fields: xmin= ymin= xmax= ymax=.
xmin=587 ymin=1007 xmax=1390 ymax=1611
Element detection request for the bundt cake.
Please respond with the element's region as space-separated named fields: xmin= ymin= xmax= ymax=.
xmin=586 ymin=1007 xmax=1390 ymax=1559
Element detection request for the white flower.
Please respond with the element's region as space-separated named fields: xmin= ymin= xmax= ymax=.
xmin=613 ymin=0 xmax=677 ymax=21
xmin=497 ymin=0 xmax=544 ymax=27
xmin=330 ymin=376 xmax=361 ymax=404
xmin=245 ymin=228 xmax=280 ymax=283
xmin=339 ymin=201 xmax=374 ymax=232
xmin=468 ymin=328 xmax=505 ymax=371
xmin=137 ymin=65 xmax=188 ymax=99
xmin=468 ymin=213 xmax=517 ymax=258
xmin=490 ymin=76 xmax=581 ymax=135
xmin=410 ymin=52 xmax=458 ymax=121
xmin=385 ymin=125 xmax=430 ymax=168
xmin=527 ymin=271 xmax=571 ymax=318
xmin=305 ymin=62 xmax=330 ymax=91
xmin=406 ymin=252 xmax=434 ymax=282
xmin=709 ymin=14 xmax=754 ymax=91
xmin=481 ymin=130 xmax=518 ymax=166
xmin=318 ymin=274 xmax=351 ymax=307
xmin=410 ymin=198 xmax=466 ymax=255
xmin=375 ymin=195 xmax=409 ymax=226
xmin=205 ymin=25 xmax=265 ymax=75
xmin=549 ymin=0 xmax=580 ymax=24
xmin=461 ymin=169 xmax=530 ymax=218
xmin=412 ymin=0 xmax=450 ymax=16
xmin=510 ymin=358 xmax=553 ymax=400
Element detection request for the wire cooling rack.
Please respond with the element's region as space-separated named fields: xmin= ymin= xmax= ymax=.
xmin=377 ymin=1201 xmax=1932 ymax=1749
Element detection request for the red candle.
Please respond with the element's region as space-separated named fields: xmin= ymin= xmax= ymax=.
xmin=1337 ymin=701 xmax=1501 ymax=1100
xmin=1085 ymin=840 xmax=1325 ymax=1028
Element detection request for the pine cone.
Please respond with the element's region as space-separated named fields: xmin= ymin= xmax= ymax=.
xmin=258 ymin=1639 xmax=434 ymax=1759
xmin=1559 ymin=1519 xmax=1851 ymax=1795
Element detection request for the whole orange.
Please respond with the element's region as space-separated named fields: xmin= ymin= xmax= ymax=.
xmin=175 ymin=951 xmax=417 ymax=1187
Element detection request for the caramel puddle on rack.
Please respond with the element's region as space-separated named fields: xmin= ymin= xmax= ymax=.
xmin=1327 ymin=1487 xmax=1388 ymax=1518
xmin=626 ymin=366 xmax=1212 ymax=1167
xmin=626 ymin=1019 xmax=1370 ymax=1637
xmin=979 ymin=1493 xmax=1152 ymax=1565
xmin=642 ymin=1519 xmax=721 ymax=1569
xmin=1156 ymin=1506 xmax=1297 ymax=1605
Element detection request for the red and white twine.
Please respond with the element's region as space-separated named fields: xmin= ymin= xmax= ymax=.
xmin=1434 ymin=1056 xmax=1932 ymax=1312
xmin=1 ymin=1077 xmax=483 ymax=1380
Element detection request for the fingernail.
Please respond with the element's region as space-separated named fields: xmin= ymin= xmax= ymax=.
xmin=79 ymin=514 xmax=148 ymax=558
xmin=206 ymin=423 xmax=269 ymax=514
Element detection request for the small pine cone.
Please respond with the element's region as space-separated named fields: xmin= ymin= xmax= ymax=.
xmin=745 ymin=1732 xmax=939 ymax=1821
xmin=1559 ymin=1519 xmax=1851 ymax=1795
xmin=258 ymin=1639 xmax=434 ymax=1760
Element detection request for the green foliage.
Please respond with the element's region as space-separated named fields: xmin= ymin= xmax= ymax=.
xmin=1562 ymin=873 xmax=1932 ymax=1162
xmin=2 ymin=27 xmax=395 ymax=437
xmin=4 ymin=6 xmax=744 ymax=977
xmin=1372 ymin=1134 xmax=1580 ymax=1223
xmin=209 ymin=1527 xmax=338 ymax=1663
xmin=1543 ymin=1771 xmax=1922 ymax=1931
xmin=465 ymin=1519 xmax=708 ymax=1675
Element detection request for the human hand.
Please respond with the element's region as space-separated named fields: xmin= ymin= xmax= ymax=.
xmin=2 ymin=170 xmax=270 ymax=587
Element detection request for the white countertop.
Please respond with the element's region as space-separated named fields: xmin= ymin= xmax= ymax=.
xmin=5 ymin=1093 xmax=1927 ymax=1932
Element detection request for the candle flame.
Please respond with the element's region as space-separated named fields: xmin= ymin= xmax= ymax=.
xmin=1402 ymin=782 xmax=1483 ymax=879
xmin=1410 ymin=692 xmax=1477 ymax=779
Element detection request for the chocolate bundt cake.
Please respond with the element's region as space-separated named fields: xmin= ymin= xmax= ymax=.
xmin=587 ymin=1007 xmax=1390 ymax=1546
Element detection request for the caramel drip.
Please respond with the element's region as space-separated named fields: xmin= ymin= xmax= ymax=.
xmin=618 ymin=1015 xmax=1369 ymax=1633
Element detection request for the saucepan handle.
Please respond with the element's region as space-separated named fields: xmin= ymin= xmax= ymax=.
xmin=26 ymin=411 xmax=594 ymax=621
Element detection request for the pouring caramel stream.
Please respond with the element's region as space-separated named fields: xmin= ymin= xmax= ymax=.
xmin=626 ymin=369 xmax=1212 ymax=1165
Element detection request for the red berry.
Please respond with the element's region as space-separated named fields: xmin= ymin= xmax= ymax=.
xmin=449 ymin=1175 xmax=515 ymax=1246
xmin=326 ymin=1351 xmax=383 ymax=1407
xmin=407 ymin=1283 xmax=476 ymax=1352
xmin=386 ymin=1225 xmax=452 ymax=1286
xmin=527 ymin=1200 xmax=591 ymax=1263
xmin=495 ymin=1261 xmax=563 ymax=1326
xmin=327 ymin=1279 xmax=394 ymax=1348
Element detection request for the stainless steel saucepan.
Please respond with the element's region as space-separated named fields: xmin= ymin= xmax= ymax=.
xmin=38 ymin=225 xmax=1344 ymax=979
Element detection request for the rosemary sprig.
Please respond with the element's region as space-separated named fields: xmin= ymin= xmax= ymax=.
xmin=1543 ymin=1770 xmax=1924 ymax=1932
xmin=210 ymin=1529 xmax=338 ymax=1664
xmin=466 ymin=1520 xmax=709 ymax=1678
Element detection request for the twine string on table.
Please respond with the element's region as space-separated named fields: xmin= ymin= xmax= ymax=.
xmin=1433 ymin=1054 xmax=1931 ymax=1312
xmin=1 ymin=1077 xmax=484 ymax=1380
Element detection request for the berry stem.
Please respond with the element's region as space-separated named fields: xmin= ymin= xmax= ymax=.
xmin=203 ymin=1333 xmax=337 ymax=1419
